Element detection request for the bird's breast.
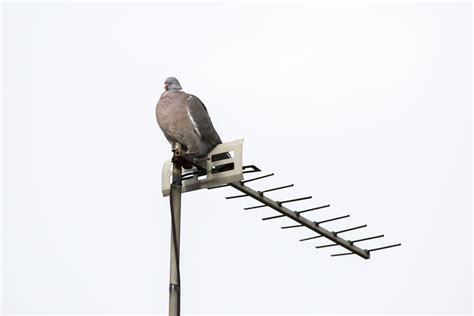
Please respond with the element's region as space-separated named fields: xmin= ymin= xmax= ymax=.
xmin=156 ymin=92 xmax=198 ymax=142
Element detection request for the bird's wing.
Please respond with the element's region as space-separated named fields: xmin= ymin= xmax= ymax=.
xmin=186 ymin=94 xmax=223 ymax=146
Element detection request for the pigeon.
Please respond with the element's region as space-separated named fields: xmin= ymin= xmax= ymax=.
xmin=156 ymin=77 xmax=228 ymax=167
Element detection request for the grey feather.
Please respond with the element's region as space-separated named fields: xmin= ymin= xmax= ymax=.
xmin=186 ymin=94 xmax=223 ymax=146
xmin=156 ymin=77 xmax=224 ymax=159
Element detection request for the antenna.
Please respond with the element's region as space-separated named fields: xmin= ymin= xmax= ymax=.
xmin=161 ymin=140 xmax=401 ymax=315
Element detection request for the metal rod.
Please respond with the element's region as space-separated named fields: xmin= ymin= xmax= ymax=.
xmin=351 ymin=235 xmax=384 ymax=243
xmin=262 ymin=213 xmax=288 ymax=221
xmin=368 ymin=243 xmax=402 ymax=252
xmin=335 ymin=224 xmax=367 ymax=234
xmin=316 ymin=231 xmax=383 ymax=248
xmin=281 ymin=224 xmax=304 ymax=229
xmin=263 ymin=204 xmax=329 ymax=220
xmin=299 ymin=235 xmax=323 ymax=241
xmin=243 ymin=204 xmax=267 ymax=210
xmin=169 ymin=162 xmax=182 ymax=316
xmin=250 ymin=195 xmax=312 ymax=210
xmin=241 ymin=173 xmax=274 ymax=183
xmin=261 ymin=184 xmax=294 ymax=193
xmin=262 ymin=200 xmax=324 ymax=221
xmin=242 ymin=165 xmax=262 ymax=174
xmin=297 ymin=204 xmax=330 ymax=214
xmin=229 ymin=181 xmax=370 ymax=259
xmin=280 ymin=196 xmax=312 ymax=204
xmin=315 ymin=243 xmax=338 ymax=249
xmin=316 ymin=214 xmax=350 ymax=224
xmin=225 ymin=194 xmax=248 ymax=199
xmin=331 ymin=243 xmax=402 ymax=256
xmin=331 ymin=252 xmax=355 ymax=257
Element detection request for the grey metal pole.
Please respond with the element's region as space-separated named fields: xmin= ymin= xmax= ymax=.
xmin=169 ymin=161 xmax=182 ymax=316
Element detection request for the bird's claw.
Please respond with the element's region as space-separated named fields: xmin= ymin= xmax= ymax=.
xmin=171 ymin=147 xmax=207 ymax=171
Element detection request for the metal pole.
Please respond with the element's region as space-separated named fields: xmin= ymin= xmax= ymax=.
xmin=169 ymin=161 xmax=182 ymax=316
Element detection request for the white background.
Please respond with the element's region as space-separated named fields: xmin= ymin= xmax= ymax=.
xmin=1 ymin=2 xmax=472 ymax=314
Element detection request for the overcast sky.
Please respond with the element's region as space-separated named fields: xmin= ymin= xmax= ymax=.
xmin=2 ymin=2 xmax=472 ymax=314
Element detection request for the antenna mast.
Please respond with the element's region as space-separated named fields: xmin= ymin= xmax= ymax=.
xmin=162 ymin=140 xmax=401 ymax=315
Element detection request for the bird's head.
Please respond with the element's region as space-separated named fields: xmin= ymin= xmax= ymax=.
xmin=164 ymin=77 xmax=182 ymax=91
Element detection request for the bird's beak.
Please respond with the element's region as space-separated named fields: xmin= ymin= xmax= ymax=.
xmin=164 ymin=83 xmax=169 ymax=91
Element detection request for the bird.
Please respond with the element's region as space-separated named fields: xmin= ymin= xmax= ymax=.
xmin=156 ymin=77 xmax=228 ymax=168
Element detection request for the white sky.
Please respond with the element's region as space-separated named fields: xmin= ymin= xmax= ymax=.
xmin=1 ymin=2 xmax=472 ymax=314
